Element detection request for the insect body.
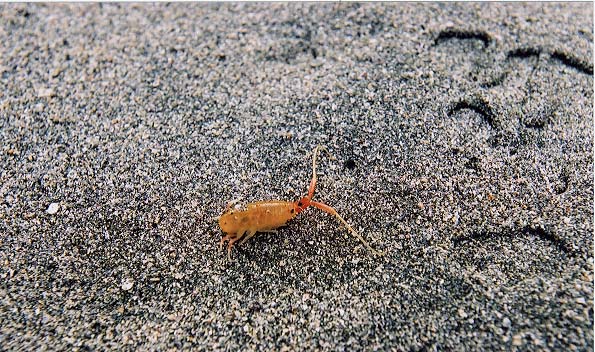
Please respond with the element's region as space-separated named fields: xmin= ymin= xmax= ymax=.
xmin=218 ymin=146 xmax=383 ymax=259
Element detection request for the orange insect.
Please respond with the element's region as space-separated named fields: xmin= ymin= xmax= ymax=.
xmin=218 ymin=146 xmax=383 ymax=259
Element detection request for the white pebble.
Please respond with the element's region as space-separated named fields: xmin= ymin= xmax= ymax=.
xmin=46 ymin=203 xmax=60 ymax=215
xmin=576 ymin=297 xmax=586 ymax=305
xmin=121 ymin=278 xmax=134 ymax=291
xmin=37 ymin=87 xmax=55 ymax=98
xmin=458 ymin=308 xmax=468 ymax=318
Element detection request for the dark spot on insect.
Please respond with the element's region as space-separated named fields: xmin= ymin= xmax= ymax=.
xmin=290 ymin=209 xmax=295 ymax=213
xmin=344 ymin=159 xmax=356 ymax=170
xmin=298 ymin=201 xmax=303 ymax=207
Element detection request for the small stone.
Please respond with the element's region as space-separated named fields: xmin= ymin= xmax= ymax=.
xmin=34 ymin=103 xmax=45 ymax=113
xmin=502 ymin=317 xmax=511 ymax=328
xmin=576 ymin=297 xmax=586 ymax=305
xmin=50 ymin=67 xmax=62 ymax=78
xmin=37 ymin=87 xmax=56 ymax=98
xmin=121 ymin=278 xmax=134 ymax=291
xmin=46 ymin=202 xmax=60 ymax=215
xmin=458 ymin=308 xmax=468 ymax=319
xmin=512 ymin=334 xmax=523 ymax=346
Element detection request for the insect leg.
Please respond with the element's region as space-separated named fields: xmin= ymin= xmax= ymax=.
xmin=220 ymin=234 xmax=233 ymax=250
xmin=239 ymin=229 xmax=278 ymax=246
xmin=239 ymin=230 xmax=257 ymax=245
xmin=310 ymin=201 xmax=383 ymax=256
xmin=222 ymin=231 xmax=244 ymax=260
xmin=226 ymin=235 xmax=242 ymax=260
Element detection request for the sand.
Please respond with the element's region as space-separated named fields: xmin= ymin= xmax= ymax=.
xmin=0 ymin=3 xmax=592 ymax=350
